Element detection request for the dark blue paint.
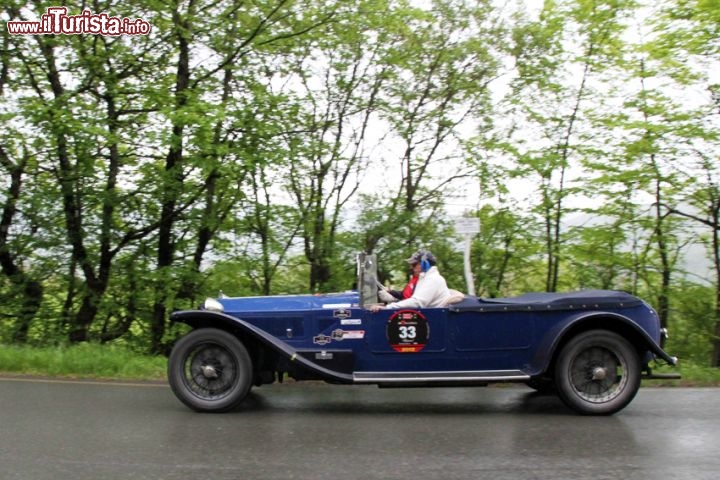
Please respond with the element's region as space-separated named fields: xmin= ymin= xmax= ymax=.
xmin=173 ymin=288 xmax=673 ymax=380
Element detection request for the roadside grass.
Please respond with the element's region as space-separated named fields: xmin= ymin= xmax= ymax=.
xmin=644 ymin=362 xmax=720 ymax=387
xmin=0 ymin=343 xmax=166 ymax=381
xmin=0 ymin=343 xmax=718 ymax=385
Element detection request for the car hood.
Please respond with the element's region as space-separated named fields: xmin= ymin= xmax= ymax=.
xmin=215 ymin=291 xmax=360 ymax=314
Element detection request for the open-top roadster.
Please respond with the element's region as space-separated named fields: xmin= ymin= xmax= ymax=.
xmin=167 ymin=254 xmax=679 ymax=415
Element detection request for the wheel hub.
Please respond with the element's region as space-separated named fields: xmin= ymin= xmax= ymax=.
xmin=200 ymin=364 xmax=219 ymax=379
xmin=591 ymin=366 xmax=607 ymax=381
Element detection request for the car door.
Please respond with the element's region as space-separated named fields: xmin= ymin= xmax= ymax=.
xmin=358 ymin=307 xmax=449 ymax=371
xmin=449 ymin=308 xmax=534 ymax=370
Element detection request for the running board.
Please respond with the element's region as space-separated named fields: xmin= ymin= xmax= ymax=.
xmin=353 ymin=370 xmax=530 ymax=386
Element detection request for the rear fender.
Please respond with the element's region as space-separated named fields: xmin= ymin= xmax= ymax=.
xmin=530 ymin=311 xmax=677 ymax=376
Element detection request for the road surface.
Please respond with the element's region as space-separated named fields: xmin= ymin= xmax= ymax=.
xmin=0 ymin=378 xmax=717 ymax=480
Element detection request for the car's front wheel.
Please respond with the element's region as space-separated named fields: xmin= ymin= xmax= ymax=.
xmin=168 ymin=328 xmax=253 ymax=412
xmin=554 ymin=329 xmax=641 ymax=415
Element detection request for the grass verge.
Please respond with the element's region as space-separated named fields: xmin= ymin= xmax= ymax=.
xmin=0 ymin=344 xmax=718 ymax=385
xmin=644 ymin=361 xmax=720 ymax=387
xmin=0 ymin=343 xmax=166 ymax=381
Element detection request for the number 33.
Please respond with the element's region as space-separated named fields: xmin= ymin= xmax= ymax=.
xmin=398 ymin=325 xmax=416 ymax=339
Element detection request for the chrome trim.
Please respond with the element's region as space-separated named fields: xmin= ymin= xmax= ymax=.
xmin=202 ymin=298 xmax=224 ymax=313
xmin=661 ymin=328 xmax=669 ymax=340
xmin=353 ymin=370 xmax=530 ymax=384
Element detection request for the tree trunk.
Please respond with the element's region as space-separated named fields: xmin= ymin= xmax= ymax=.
xmin=150 ymin=6 xmax=191 ymax=353
xmin=711 ymin=209 xmax=720 ymax=366
xmin=0 ymin=148 xmax=44 ymax=342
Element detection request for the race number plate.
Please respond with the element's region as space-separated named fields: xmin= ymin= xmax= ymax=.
xmin=386 ymin=310 xmax=429 ymax=353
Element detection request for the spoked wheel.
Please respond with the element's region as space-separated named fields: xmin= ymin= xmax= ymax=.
xmin=555 ymin=330 xmax=641 ymax=415
xmin=168 ymin=328 xmax=253 ymax=412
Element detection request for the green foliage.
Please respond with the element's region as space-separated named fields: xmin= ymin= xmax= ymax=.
xmin=664 ymin=281 xmax=718 ymax=364
xmin=0 ymin=343 xmax=166 ymax=380
xmin=468 ymin=204 xmax=544 ymax=297
xmin=0 ymin=0 xmax=719 ymax=366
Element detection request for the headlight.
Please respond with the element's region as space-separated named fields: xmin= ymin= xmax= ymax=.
xmin=203 ymin=298 xmax=224 ymax=312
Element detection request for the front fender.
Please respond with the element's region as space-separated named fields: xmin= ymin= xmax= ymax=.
xmin=529 ymin=311 xmax=678 ymax=376
xmin=170 ymin=310 xmax=354 ymax=383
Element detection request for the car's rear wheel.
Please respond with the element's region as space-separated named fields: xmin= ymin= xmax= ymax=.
xmin=554 ymin=329 xmax=640 ymax=415
xmin=168 ymin=328 xmax=253 ymax=412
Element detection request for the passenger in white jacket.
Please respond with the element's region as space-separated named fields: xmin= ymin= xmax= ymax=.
xmin=372 ymin=251 xmax=451 ymax=311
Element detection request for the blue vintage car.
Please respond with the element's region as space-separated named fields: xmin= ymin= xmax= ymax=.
xmin=167 ymin=254 xmax=679 ymax=415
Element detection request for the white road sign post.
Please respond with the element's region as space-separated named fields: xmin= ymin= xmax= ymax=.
xmin=455 ymin=217 xmax=480 ymax=296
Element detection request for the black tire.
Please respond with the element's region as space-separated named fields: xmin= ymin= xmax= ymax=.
xmin=554 ymin=330 xmax=640 ymax=415
xmin=168 ymin=328 xmax=253 ymax=412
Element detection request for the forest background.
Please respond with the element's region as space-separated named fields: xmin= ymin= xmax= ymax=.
xmin=1 ymin=0 xmax=719 ymax=373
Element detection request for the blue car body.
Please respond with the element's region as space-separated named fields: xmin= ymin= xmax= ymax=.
xmin=167 ymin=254 xmax=678 ymax=415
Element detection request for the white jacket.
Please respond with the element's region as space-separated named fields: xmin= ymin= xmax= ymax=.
xmin=386 ymin=266 xmax=451 ymax=309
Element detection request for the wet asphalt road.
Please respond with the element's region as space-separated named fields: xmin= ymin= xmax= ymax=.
xmin=0 ymin=378 xmax=717 ymax=480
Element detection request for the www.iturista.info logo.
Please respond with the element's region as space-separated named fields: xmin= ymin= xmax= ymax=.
xmin=7 ymin=6 xmax=152 ymax=36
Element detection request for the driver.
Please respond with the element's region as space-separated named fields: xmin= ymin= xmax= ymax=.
xmin=371 ymin=250 xmax=451 ymax=311
xmin=378 ymin=261 xmax=419 ymax=303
